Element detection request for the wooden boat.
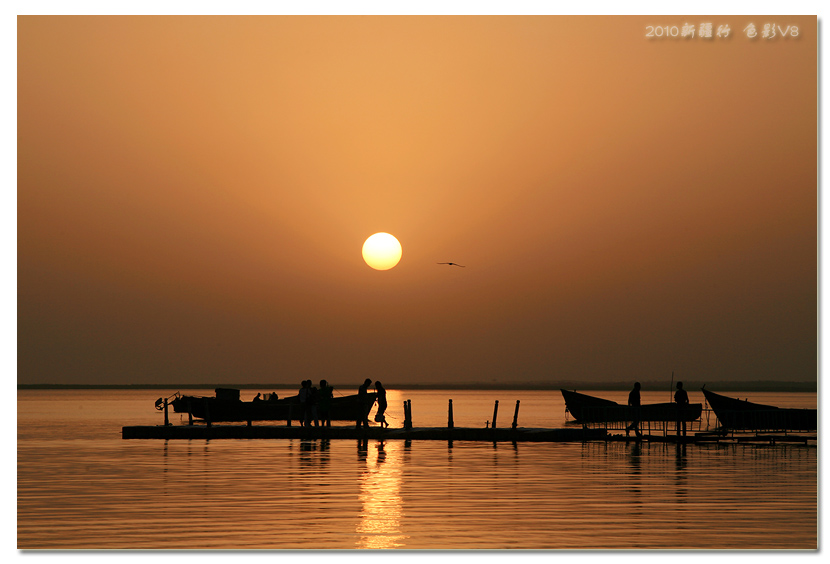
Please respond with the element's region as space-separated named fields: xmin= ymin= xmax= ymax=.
xmin=560 ymin=389 xmax=702 ymax=423
xmin=161 ymin=388 xmax=377 ymax=423
xmin=701 ymin=387 xmax=816 ymax=431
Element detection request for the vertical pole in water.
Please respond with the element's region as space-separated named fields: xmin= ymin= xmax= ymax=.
xmin=204 ymin=399 xmax=211 ymax=429
xmin=492 ymin=400 xmax=499 ymax=430
xmin=188 ymin=400 xmax=193 ymax=426
xmin=512 ymin=400 xmax=520 ymax=430
xmin=669 ymin=371 xmax=675 ymax=436
xmin=407 ymin=400 xmax=413 ymax=429
xmin=287 ymin=404 xmax=292 ymax=427
xmin=163 ymin=398 xmax=169 ymax=426
xmin=670 ymin=371 xmax=674 ymax=402
xmin=448 ymin=399 xmax=454 ymax=429
xmin=403 ymin=401 xmax=409 ymax=430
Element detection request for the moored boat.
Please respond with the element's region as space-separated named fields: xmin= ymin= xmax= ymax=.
xmin=700 ymin=387 xmax=816 ymax=431
xmin=160 ymin=388 xmax=377 ymax=423
xmin=560 ymin=389 xmax=702 ymax=423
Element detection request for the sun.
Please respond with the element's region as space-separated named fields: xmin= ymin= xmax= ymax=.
xmin=362 ymin=233 xmax=402 ymax=270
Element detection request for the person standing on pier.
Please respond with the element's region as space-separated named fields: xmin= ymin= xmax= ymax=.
xmin=318 ymin=379 xmax=333 ymax=428
xmin=308 ymin=381 xmax=319 ymax=427
xmin=625 ymin=382 xmax=642 ymax=438
xmin=674 ymin=381 xmax=689 ymax=437
xmin=357 ymin=378 xmax=373 ymax=429
xmin=374 ymin=381 xmax=389 ymax=428
xmin=298 ymin=380 xmax=310 ymax=427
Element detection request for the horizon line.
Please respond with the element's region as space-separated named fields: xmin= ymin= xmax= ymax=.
xmin=17 ymin=380 xmax=818 ymax=393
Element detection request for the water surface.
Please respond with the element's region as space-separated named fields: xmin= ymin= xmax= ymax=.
xmin=17 ymin=389 xmax=817 ymax=549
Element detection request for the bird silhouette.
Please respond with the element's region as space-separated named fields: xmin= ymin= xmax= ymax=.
xmin=437 ymin=262 xmax=465 ymax=267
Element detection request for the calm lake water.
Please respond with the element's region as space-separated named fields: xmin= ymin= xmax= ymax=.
xmin=17 ymin=388 xmax=818 ymax=550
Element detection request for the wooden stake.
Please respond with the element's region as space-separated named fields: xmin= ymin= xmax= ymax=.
xmin=403 ymin=400 xmax=410 ymax=430
xmin=512 ymin=400 xmax=520 ymax=430
xmin=448 ymin=399 xmax=454 ymax=429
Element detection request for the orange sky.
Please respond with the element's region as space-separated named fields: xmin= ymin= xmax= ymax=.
xmin=17 ymin=16 xmax=817 ymax=386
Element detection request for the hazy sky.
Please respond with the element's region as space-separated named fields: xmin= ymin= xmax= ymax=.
xmin=17 ymin=15 xmax=817 ymax=387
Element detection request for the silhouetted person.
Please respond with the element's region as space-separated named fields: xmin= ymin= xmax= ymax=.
xmin=625 ymin=382 xmax=642 ymax=438
xmin=269 ymin=392 xmax=279 ymax=401
xmin=253 ymin=393 xmax=262 ymax=402
xmin=298 ymin=380 xmax=309 ymax=427
xmin=374 ymin=381 xmax=389 ymax=428
xmin=308 ymin=381 xmax=319 ymax=427
xmin=357 ymin=378 xmax=373 ymax=429
xmin=318 ymin=379 xmax=333 ymax=428
xmin=674 ymin=381 xmax=689 ymax=437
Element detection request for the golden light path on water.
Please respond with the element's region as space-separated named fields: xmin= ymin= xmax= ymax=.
xmin=356 ymin=440 xmax=407 ymax=548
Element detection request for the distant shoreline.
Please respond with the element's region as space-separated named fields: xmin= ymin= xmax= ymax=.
xmin=17 ymin=381 xmax=818 ymax=392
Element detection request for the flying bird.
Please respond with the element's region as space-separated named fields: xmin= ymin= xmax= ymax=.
xmin=437 ymin=262 xmax=465 ymax=267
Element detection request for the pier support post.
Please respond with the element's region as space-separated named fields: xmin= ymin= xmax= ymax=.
xmin=512 ymin=400 xmax=520 ymax=430
xmin=492 ymin=400 xmax=499 ymax=430
xmin=287 ymin=404 xmax=292 ymax=427
xmin=448 ymin=399 xmax=454 ymax=429
xmin=163 ymin=398 xmax=169 ymax=426
xmin=188 ymin=400 xmax=193 ymax=426
xmin=204 ymin=398 xmax=211 ymax=428
xmin=404 ymin=400 xmax=412 ymax=430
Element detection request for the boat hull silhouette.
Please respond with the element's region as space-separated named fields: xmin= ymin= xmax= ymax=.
xmin=560 ymin=389 xmax=702 ymax=423
xmin=701 ymin=387 xmax=816 ymax=431
xmin=168 ymin=388 xmax=377 ymax=422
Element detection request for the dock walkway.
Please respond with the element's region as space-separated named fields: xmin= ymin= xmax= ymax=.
xmin=122 ymin=424 xmax=816 ymax=444
xmin=122 ymin=424 xmax=607 ymax=442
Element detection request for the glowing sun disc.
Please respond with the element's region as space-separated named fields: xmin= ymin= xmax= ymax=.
xmin=362 ymin=233 xmax=402 ymax=270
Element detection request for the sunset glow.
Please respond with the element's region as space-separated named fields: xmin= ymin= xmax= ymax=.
xmin=15 ymin=13 xmax=820 ymax=551
xmin=16 ymin=15 xmax=816 ymax=388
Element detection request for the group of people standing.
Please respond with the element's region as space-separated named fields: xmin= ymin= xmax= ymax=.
xmin=296 ymin=378 xmax=389 ymax=429
xmin=298 ymin=379 xmax=334 ymax=428
xmin=625 ymin=380 xmax=690 ymax=438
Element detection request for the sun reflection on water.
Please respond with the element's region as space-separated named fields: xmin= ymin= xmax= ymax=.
xmin=356 ymin=440 xmax=408 ymax=549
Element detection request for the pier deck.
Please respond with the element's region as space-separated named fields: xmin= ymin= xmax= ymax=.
xmin=122 ymin=424 xmax=607 ymax=442
xmin=122 ymin=424 xmax=816 ymax=444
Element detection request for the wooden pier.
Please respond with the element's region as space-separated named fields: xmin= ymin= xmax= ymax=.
xmin=129 ymin=396 xmax=612 ymax=442
xmin=122 ymin=424 xmax=817 ymax=445
xmin=126 ymin=396 xmax=815 ymax=445
xmin=122 ymin=424 xmax=608 ymax=442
